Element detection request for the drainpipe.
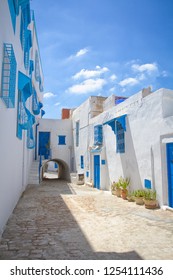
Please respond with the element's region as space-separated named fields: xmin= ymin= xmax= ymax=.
xmin=35 ymin=123 xmax=39 ymax=160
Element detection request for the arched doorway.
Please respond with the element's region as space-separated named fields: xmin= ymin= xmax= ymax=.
xmin=41 ymin=159 xmax=70 ymax=181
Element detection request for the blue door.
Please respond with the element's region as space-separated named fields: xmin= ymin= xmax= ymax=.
xmin=167 ymin=143 xmax=173 ymax=207
xmin=39 ymin=132 xmax=50 ymax=159
xmin=94 ymin=155 xmax=100 ymax=189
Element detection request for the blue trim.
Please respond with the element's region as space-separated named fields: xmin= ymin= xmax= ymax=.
xmin=101 ymin=159 xmax=106 ymax=165
xmin=94 ymin=155 xmax=100 ymax=189
xmin=58 ymin=135 xmax=66 ymax=145
xmin=80 ymin=155 xmax=84 ymax=169
xmin=166 ymin=143 xmax=173 ymax=207
xmin=1 ymin=44 xmax=17 ymax=108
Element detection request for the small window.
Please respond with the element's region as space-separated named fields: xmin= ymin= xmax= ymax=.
xmin=80 ymin=155 xmax=84 ymax=169
xmin=94 ymin=125 xmax=103 ymax=145
xmin=76 ymin=121 xmax=79 ymax=147
xmin=58 ymin=135 xmax=66 ymax=145
xmin=0 ymin=43 xmax=17 ymax=108
xmin=116 ymin=121 xmax=125 ymax=153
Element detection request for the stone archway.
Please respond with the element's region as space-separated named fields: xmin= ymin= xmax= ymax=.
xmin=41 ymin=159 xmax=71 ymax=182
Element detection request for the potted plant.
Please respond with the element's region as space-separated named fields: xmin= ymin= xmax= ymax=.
xmin=134 ymin=189 xmax=146 ymax=205
xmin=127 ymin=191 xmax=135 ymax=202
xmin=144 ymin=190 xmax=158 ymax=209
xmin=115 ymin=181 xmax=121 ymax=197
xmin=119 ymin=176 xmax=130 ymax=200
xmin=111 ymin=182 xmax=117 ymax=195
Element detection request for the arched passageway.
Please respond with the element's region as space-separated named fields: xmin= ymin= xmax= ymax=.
xmin=41 ymin=159 xmax=70 ymax=182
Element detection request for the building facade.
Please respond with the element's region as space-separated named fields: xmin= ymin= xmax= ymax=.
xmin=71 ymin=88 xmax=173 ymax=209
xmin=1 ymin=1 xmax=173 ymax=239
xmin=0 ymin=0 xmax=44 ymax=235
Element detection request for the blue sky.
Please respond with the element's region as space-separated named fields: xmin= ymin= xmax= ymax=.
xmin=30 ymin=0 xmax=173 ymax=119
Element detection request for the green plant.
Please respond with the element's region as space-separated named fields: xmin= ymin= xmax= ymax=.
xmin=134 ymin=189 xmax=146 ymax=198
xmin=119 ymin=176 xmax=130 ymax=190
xmin=144 ymin=190 xmax=156 ymax=200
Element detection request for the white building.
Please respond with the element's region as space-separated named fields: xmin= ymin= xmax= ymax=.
xmin=0 ymin=0 xmax=44 ymax=236
xmin=70 ymin=88 xmax=173 ymax=209
xmin=1 ymin=1 xmax=173 ymax=239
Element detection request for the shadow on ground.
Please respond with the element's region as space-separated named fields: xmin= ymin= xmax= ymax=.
xmin=0 ymin=180 xmax=142 ymax=260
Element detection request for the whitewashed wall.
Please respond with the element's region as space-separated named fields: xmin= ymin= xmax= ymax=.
xmin=0 ymin=1 xmax=43 ymax=235
xmin=38 ymin=118 xmax=73 ymax=171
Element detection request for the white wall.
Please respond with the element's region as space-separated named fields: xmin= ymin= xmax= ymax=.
xmin=0 ymin=1 xmax=43 ymax=236
xmin=38 ymin=118 xmax=73 ymax=170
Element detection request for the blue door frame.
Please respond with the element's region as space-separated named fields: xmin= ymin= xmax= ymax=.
xmin=94 ymin=155 xmax=100 ymax=189
xmin=39 ymin=132 xmax=50 ymax=159
xmin=166 ymin=143 xmax=173 ymax=207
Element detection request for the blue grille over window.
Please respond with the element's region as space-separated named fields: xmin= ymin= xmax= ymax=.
xmin=8 ymin=0 xmax=18 ymax=32
xmin=116 ymin=121 xmax=125 ymax=153
xmin=1 ymin=44 xmax=17 ymax=108
xmin=17 ymin=71 xmax=35 ymax=149
xmin=94 ymin=125 xmax=103 ymax=145
xmin=76 ymin=121 xmax=79 ymax=147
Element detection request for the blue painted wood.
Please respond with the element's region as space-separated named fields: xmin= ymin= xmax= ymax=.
xmin=144 ymin=179 xmax=152 ymax=189
xmin=167 ymin=143 xmax=173 ymax=207
xmin=94 ymin=155 xmax=100 ymax=189
xmin=39 ymin=132 xmax=50 ymax=159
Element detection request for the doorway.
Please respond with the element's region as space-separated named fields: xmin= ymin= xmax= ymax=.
xmin=166 ymin=143 xmax=173 ymax=207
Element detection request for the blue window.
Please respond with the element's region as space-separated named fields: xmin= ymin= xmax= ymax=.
xmin=76 ymin=121 xmax=79 ymax=147
xmin=8 ymin=0 xmax=18 ymax=32
xmin=80 ymin=156 xmax=84 ymax=169
xmin=116 ymin=121 xmax=125 ymax=153
xmin=58 ymin=135 xmax=66 ymax=145
xmin=86 ymin=171 xmax=89 ymax=177
xmin=101 ymin=160 xmax=106 ymax=165
xmin=17 ymin=71 xmax=35 ymax=143
xmin=144 ymin=179 xmax=152 ymax=189
xmin=94 ymin=125 xmax=103 ymax=145
xmin=0 ymin=44 xmax=17 ymax=108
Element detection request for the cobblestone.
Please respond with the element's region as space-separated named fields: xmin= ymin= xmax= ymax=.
xmin=0 ymin=179 xmax=173 ymax=259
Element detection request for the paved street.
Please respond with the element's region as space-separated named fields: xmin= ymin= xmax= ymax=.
xmin=0 ymin=179 xmax=173 ymax=260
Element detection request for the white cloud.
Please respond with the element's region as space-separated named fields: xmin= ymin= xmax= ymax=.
xmin=54 ymin=102 xmax=60 ymax=106
xmin=68 ymin=78 xmax=106 ymax=94
xmin=132 ymin=63 xmax=158 ymax=73
xmin=119 ymin=77 xmax=139 ymax=87
xmin=75 ymin=48 xmax=89 ymax=57
xmin=73 ymin=66 xmax=109 ymax=80
xmin=110 ymin=74 xmax=117 ymax=81
xmin=43 ymin=92 xmax=56 ymax=99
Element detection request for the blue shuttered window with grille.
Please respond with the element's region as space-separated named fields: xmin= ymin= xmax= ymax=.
xmin=76 ymin=121 xmax=79 ymax=147
xmin=20 ymin=1 xmax=32 ymax=69
xmin=94 ymin=125 xmax=103 ymax=145
xmin=0 ymin=44 xmax=17 ymax=108
xmin=17 ymin=72 xmax=35 ymax=149
xmin=116 ymin=121 xmax=125 ymax=153
xmin=8 ymin=0 xmax=18 ymax=32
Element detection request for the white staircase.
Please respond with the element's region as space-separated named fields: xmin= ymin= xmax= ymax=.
xmin=28 ymin=161 xmax=40 ymax=184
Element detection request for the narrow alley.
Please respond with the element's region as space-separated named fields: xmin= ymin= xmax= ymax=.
xmin=0 ymin=180 xmax=173 ymax=260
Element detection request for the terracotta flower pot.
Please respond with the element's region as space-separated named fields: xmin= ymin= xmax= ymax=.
xmin=135 ymin=197 xmax=144 ymax=205
xmin=121 ymin=189 xmax=128 ymax=200
xmin=116 ymin=188 xmax=121 ymax=197
xmin=144 ymin=199 xmax=157 ymax=209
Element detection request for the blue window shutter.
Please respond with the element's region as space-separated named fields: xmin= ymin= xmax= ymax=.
xmin=116 ymin=121 xmax=125 ymax=153
xmin=58 ymin=135 xmax=66 ymax=145
xmin=94 ymin=125 xmax=103 ymax=145
xmin=80 ymin=156 xmax=84 ymax=169
xmin=76 ymin=121 xmax=79 ymax=147
xmin=1 ymin=44 xmax=17 ymax=108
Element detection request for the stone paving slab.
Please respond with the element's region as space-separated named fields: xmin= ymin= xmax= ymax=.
xmin=0 ymin=180 xmax=173 ymax=260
